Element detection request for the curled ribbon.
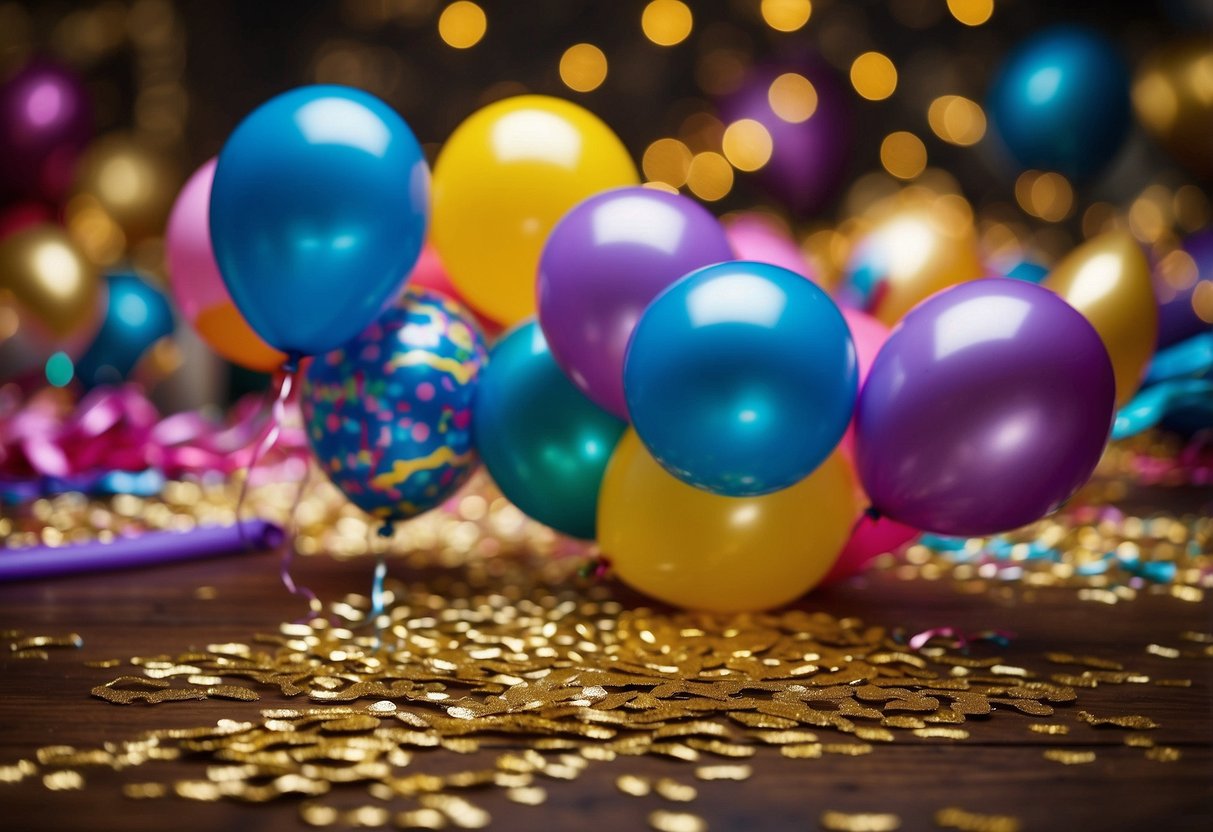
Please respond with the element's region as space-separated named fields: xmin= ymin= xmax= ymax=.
xmin=0 ymin=383 xmax=308 ymax=499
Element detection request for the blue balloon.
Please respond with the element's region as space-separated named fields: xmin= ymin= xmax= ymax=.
xmin=75 ymin=272 xmax=174 ymax=389
xmin=624 ymin=261 xmax=857 ymax=497
xmin=210 ymin=85 xmax=429 ymax=358
xmin=987 ymin=26 xmax=1130 ymax=181
xmin=474 ymin=321 xmax=625 ymax=539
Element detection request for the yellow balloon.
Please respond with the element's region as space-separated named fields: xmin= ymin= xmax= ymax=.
xmin=1044 ymin=230 xmax=1157 ymax=409
xmin=432 ymin=95 xmax=638 ymax=326
xmin=598 ymin=430 xmax=858 ymax=613
xmin=846 ymin=199 xmax=984 ymax=325
xmin=1133 ymin=38 xmax=1213 ymax=179
xmin=0 ymin=224 xmax=102 ymax=380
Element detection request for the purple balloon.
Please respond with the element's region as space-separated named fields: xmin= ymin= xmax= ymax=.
xmin=717 ymin=59 xmax=853 ymax=216
xmin=1155 ymin=229 xmax=1213 ymax=349
xmin=0 ymin=59 xmax=93 ymax=202
xmin=537 ymin=187 xmax=734 ymax=419
xmin=856 ymin=280 xmax=1115 ymax=537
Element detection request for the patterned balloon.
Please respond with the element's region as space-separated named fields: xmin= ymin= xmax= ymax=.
xmin=302 ymin=287 xmax=487 ymax=529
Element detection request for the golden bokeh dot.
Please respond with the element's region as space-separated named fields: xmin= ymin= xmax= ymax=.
xmin=1015 ymin=171 xmax=1073 ymax=222
xmin=927 ymin=95 xmax=987 ymax=145
xmin=768 ymin=73 xmax=818 ymax=123
xmin=850 ymin=52 xmax=897 ymax=101
xmin=947 ymin=0 xmax=994 ymax=26
xmin=641 ymin=0 xmax=693 ymax=47
xmin=559 ymin=43 xmax=608 ymax=93
xmin=722 ymin=119 xmax=774 ymax=172
xmin=761 ymin=0 xmax=812 ymax=32
xmin=879 ymin=131 xmax=926 ymax=180
xmin=1157 ymin=249 xmax=1198 ymax=292
xmin=686 ymin=151 xmax=734 ymax=201
xmin=642 ymin=181 xmax=681 ymax=195
xmin=437 ymin=1 xmax=486 ymax=50
xmin=642 ymin=138 xmax=694 ymax=188
xmin=1193 ymin=281 xmax=1213 ymax=324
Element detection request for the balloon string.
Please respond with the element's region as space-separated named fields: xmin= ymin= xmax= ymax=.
xmin=370 ymin=522 xmax=393 ymax=651
xmin=232 ymin=357 xmax=320 ymax=618
xmin=279 ymin=461 xmax=321 ymax=620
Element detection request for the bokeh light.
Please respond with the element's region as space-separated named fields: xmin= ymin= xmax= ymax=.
xmin=880 ymin=131 xmax=927 ymax=180
xmin=927 ymin=95 xmax=987 ymax=146
xmin=767 ymin=73 xmax=818 ymax=123
xmin=947 ymin=0 xmax=994 ymax=27
xmin=686 ymin=151 xmax=733 ymax=201
xmin=641 ymin=0 xmax=693 ymax=47
xmin=1015 ymin=171 xmax=1074 ymax=222
xmin=559 ymin=43 xmax=608 ymax=93
xmin=850 ymin=51 xmax=898 ymax=101
xmin=760 ymin=0 xmax=812 ymax=33
xmin=642 ymin=138 xmax=693 ymax=188
xmin=722 ymin=119 xmax=773 ymax=172
xmin=437 ymin=1 xmax=486 ymax=49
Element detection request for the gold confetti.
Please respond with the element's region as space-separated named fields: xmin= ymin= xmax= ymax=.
xmin=1076 ymin=711 xmax=1159 ymax=730
xmin=1042 ymin=749 xmax=1096 ymax=765
xmin=123 ymin=782 xmax=168 ymax=799
xmin=1028 ymin=724 xmax=1069 ymax=735
xmin=913 ymin=728 xmax=970 ymax=740
xmin=780 ymin=743 xmax=822 ymax=759
xmin=654 ymin=777 xmax=698 ymax=802
xmin=694 ymin=764 xmax=752 ymax=781
xmin=935 ymin=807 xmax=1021 ymax=832
xmin=1145 ymin=644 xmax=1180 ymax=658
xmin=394 ymin=808 xmax=447 ymax=829
xmin=1124 ymin=734 xmax=1155 ymax=748
xmin=1144 ymin=746 xmax=1182 ymax=762
xmin=42 ymin=770 xmax=84 ymax=791
xmin=822 ymin=743 xmax=874 ymax=756
xmin=820 ymin=810 xmax=901 ymax=831
xmin=505 ymin=786 xmax=547 ymax=805
xmin=616 ymin=774 xmax=652 ymax=796
xmin=649 ymin=810 xmax=708 ymax=832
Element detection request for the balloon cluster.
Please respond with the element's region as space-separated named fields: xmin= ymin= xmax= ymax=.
xmin=152 ymin=78 xmax=1155 ymax=614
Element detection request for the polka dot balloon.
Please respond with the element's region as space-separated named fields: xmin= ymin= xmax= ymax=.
xmin=302 ymin=286 xmax=488 ymax=530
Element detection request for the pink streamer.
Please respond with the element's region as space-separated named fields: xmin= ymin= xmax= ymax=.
xmin=0 ymin=383 xmax=307 ymax=483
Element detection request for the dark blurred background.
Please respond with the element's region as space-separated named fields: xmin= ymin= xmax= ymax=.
xmin=1 ymin=0 xmax=1210 ymax=404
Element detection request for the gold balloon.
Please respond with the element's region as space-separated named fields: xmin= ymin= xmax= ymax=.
xmin=0 ymin=224 xmax=102 ymax=379
xmin=1043 ymin=230 xmax=1157 ymax=409
xmin=598 ymin=430 xmax=858 ymax=613
xmin=1133 ymin=38 xmax=1213 ymax=179
xmin=847 ymin=198 xmax=984 ymax=325
xmin=69 ymin=134 xmax=182 ymax=251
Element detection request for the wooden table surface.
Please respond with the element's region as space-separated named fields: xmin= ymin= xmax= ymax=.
xmin=1 ymin=524 xmax=1211 ymax=832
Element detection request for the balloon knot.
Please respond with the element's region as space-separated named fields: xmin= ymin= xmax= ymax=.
xmin=579 ymin=555 xmax=612 ymax=582
xmin=281 ymin=352 xmax=303 ymax=374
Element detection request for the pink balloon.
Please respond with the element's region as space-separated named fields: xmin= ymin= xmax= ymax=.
xmin=723 ymin=214 xmax=815 ymax=281
xmin=407 ymin=242 xmax=501 ymax=338
xmin=824 ymin=510 xmax=919 ymax=583
xmin=839 ymin=308 xmax=890 ymax=456
xmin=165 ymin=159 xmax=284 ymax=372
xmin=820 ymin=307 xmax=919 ymax=584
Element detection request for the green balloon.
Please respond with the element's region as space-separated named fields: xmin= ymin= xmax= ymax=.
xmin=473 ymin=320 xmax=626 ymax=539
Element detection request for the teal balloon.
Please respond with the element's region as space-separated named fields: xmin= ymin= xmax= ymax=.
xmin=473 ymin=321 xmax=626 ymax=539
xmin=210 ymin=85 xmax=429 ymax=358
xmin=74 ymin=272 xmax=174 ymax=389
